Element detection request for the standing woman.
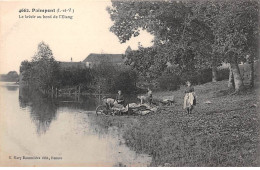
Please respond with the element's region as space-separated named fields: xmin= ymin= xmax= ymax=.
xmin=147 ymin=87 xmax=153 ymax=105
xmin=183 ymin=81 xmax=196 ymax=114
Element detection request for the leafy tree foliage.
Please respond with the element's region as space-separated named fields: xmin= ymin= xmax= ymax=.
xmin=107 ymin=0 xmax=259 ymax=91
xmin=20 ymin=60 xmax=32 ymax=84
xmin=0 ymin=71 xmax=19 ymax=82
xmin=91 ymin=59 xmax=138 ymax=94
xmin=20 ymin=42 xmax=59 ymax=92
xmin=20 ymin=42 xmax=138 ymax=95
xmin=58 ymin=68 xmax=93 ymax=87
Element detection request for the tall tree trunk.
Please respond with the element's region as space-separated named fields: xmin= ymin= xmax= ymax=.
xmin=249 ymin=56 xmax=254 ymax=87
xmin=228 ymin=65 xmax=235 ymax=89
xmin=212 ymin=65 xmax=218 ymax=82
xmin=230 ymin=57 xmax=244 ymax=92
xmin=212 ymin=57 xmax=218 ymax=82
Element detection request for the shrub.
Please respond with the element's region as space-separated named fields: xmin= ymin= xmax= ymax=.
xmin=158 ymin=67 xmax=227 ymax=90
xmin=180 ymin=71 xmax=200 ymax=85
xmin=0 ymin=71 xmax=19 ymax=82
xmin=180 ymin=68 xmax=212 ymax=85
xmin=58 ymin=67 xmax=93 ymax=88
xmin=112 ymin=70 xmax=138 ymax=94
xmin=217 ymin=68 xmax=229 ymax=81
xmin=92 ymin=63 xmax=138 ymax=94
xmin=201 ymin=68 xmax=212 ymax=84
xmin=158 ymin=73 xmax=181 ymax=91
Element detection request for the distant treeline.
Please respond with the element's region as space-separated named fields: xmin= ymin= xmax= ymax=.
xmin=19 ymin=42 xmax=139 ymax=95
xmin=0 ymin=71 xmax=19 ymax=82
xmin=20 ymin=42 xmax=233 ymax=95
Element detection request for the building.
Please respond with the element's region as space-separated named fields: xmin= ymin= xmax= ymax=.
xmin=82 ymin=53 xmax=126 ymax=68
xmin=58 ymin=61 xmax=86 ymax=70
xmin=82 ymin=46 xmax=133 ymax=68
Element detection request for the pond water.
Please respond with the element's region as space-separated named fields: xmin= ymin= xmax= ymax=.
xmin=0 ymin=82 xmax=151 ymax=166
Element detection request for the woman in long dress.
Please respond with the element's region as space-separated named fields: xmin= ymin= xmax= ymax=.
xmin=147 ymin=87 xmax=153 ymax=105
xmin=183 ymin=81 xmax=196 ymax=114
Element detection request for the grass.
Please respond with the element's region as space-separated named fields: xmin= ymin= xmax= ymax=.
xmin=90 ymin=80 xmax=260 ymax=167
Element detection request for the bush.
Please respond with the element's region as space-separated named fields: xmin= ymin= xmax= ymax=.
xmin=158 ymin=73 xmax=181 ymax=91
xmin=112 ymin=70 xmax=138 ymax=94
xmin=58 ymin=67 xmax=93 ymax=88
xmin=157 ymin=68 xmax=213 ymax=91
xmin=199 ymin=68 xmax=212 ymax=84
xmin=181 ymin=71 xmax=198 ymax=85
xmin=0 ymin=71 xmax=19 ymax=82
xmin=180 ymin=68 xmax=212 ymax=85
xmin=217 ymin=68 xmax=229 ymax=81
xmin=156 ymin=68 xmax=228 ymax=91
xmin=92 ymin=63 xmax=138 ymax=94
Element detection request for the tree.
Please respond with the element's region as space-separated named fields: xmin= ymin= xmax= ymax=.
xmin=0 ymin=71 xmax=19 ymax=82
xmin=58 ymin=67 xmax=93 ymax=88
xmin=247 ymin=54 xmax=255 ymax=87
xmin=20 ymin=60 xmax=32 ymax=85
xmin=107 ymin=0 xmax=217 ymax=80
xmin=20 ymin=42 xmax=59 ymax=92
xmin=107 ymin=1 xmax=214 ymax=82
xmin=228 ymin=64 xmax=235 ymax=89
xmin=179 ymin=0 xmax=259 ymax=87
xmin=214 ymin=0 xmax=259 ymax=91
xmin=107 ymin=0 xmax=259 ymax=91
xmin=31 ymin=41 xmax=59 ymax=91
xmin=125 ymin=45 xmax=167 ymax=79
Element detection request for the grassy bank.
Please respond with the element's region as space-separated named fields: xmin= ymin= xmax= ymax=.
xmin=92 ymin=80 xmax=259 ymax=166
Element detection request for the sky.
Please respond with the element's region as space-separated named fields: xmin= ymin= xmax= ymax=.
xmin=0 ymin=0 xmax=154 ymax=74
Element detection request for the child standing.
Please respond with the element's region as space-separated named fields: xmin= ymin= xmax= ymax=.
xmin=183 ymin=81 xmax=196 ymax=114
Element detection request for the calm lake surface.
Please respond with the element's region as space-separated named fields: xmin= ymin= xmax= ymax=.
xmin=0 ymin=82 xmax=151 ymax=166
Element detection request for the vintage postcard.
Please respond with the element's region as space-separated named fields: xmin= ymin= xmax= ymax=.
xmin=0 ymin=0 xmax=259 ymax=167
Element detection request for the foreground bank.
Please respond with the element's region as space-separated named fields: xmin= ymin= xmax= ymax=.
xmin=92 ymin=80 xmax=260 ymax=166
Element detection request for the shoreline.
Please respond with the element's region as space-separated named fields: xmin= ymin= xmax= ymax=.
xmin=91 ymin=80 xmax=259 ymax=166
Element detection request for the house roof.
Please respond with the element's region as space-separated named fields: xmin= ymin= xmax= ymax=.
xmin=83 ymin=53 xmax=125 ymax=63
xmin=59 ymin=62 xmax=86 ymax=69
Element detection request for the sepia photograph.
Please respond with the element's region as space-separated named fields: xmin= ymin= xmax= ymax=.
xmin=0 ymin=0 xmax=259 ymax=167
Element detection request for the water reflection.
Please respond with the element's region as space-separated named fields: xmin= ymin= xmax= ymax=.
xmin=18 ymin=86 xmax=141 ymax=135
xmin=57 ymin=95 xmax=98 ymax=111
xmin=0 ymin=82 xmax=151 ymax=166
xmin=19 ymin=87 xmax=58 ymax=135
xmin=6 ymin=85 xmax=19 ymax=91
xmin=0 ymin=82 xmax=19 ymax=91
